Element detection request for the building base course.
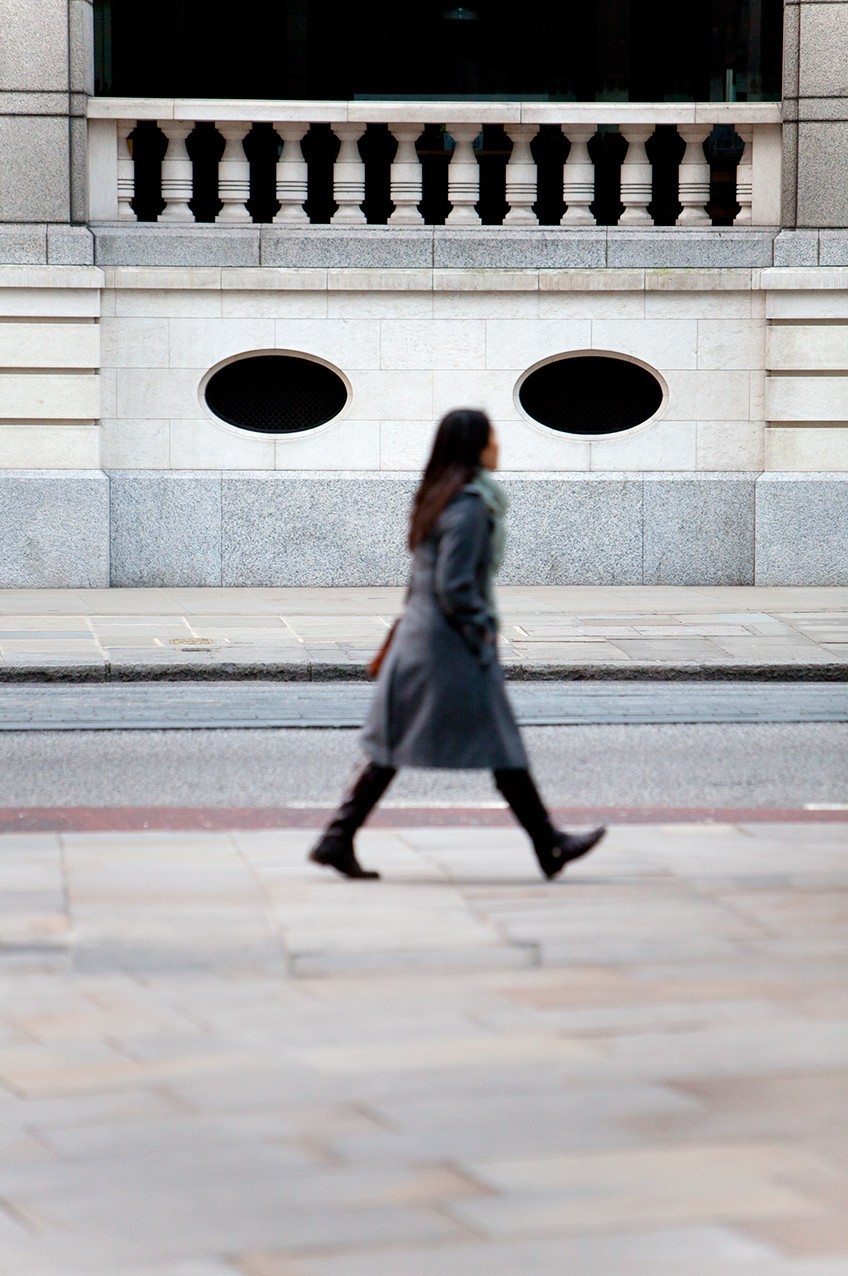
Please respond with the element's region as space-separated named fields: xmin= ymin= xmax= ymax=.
xmin=9 ymin=471 xmax=848 ymax=588
xmin=0 ymin=471 xmax=109 ymax=588
xmin=755 ymin=474 xmax=848 ymax=585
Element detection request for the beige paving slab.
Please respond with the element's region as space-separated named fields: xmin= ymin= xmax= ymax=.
xmin=243 ymin=1227 xmax=778 ymax=1276
xmin=0 ymin=820 xmax=844 ymax=1272
xmin=625 ymin=1072 xmax=848 ymax=1144
xmin=455 ymin=1142 xmax=828 ymax=1234
xmin=296 ymin=1032 xmax=601 ymax=1077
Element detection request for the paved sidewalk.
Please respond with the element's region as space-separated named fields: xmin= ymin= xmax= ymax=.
xmin=0 ymin=585 xmax=847 ymax=681
xmin=0 ymin=819 xmax=845 ymax=1274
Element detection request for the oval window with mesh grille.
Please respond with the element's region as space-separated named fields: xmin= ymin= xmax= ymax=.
xmin=518 ymin=354 xmax=664 ymax=436
xmin=204 ymin=353 xmax=348 ymax=434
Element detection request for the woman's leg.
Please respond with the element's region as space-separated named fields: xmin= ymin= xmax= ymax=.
xmin=493 ymin=769 xmax=605 ymax=880
xmin=308 ymin=760 xmax=397 ymax=879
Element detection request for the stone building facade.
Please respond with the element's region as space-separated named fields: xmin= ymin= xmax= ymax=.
xmin=0 ymin=0 xmax=846 ymax=586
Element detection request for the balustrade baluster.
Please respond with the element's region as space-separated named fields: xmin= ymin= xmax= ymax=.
xmin=93 ymin=106 xmax=781 ymax=238
xmin=446 ymin=124 xmax=481 ymax=225
xmin=159 ymin=121 xmax=194 ymax=222
xmin=504 ymin=124 xmax=539 ymax=226
xmin=735 ymin=125 xmax=753 ymax=224
xmin=273 ymin=122 xmax=309 ymax=224
xmin=562 ymin=126 xmax=596 ymax=225
xmin=215 ymin=122 xmax=251 ymax=223
xmin=388 ymin=126 xmax=424 ymax=225
xmin=677 ymin=125 xmax=712 ymax=224
xmin=117 ymin=121 xmax=135 ymax=220
xmin=331 ymin=124 xmax=366 ymax=224
xmin=619 ymin=125 xmax=653 ymax=225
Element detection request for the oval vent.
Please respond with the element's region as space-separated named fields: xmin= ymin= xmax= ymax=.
xmin=205 ymin=353 xmax=348 ymax=434
xmin=518 ymin=354 xmax=664 ymax=436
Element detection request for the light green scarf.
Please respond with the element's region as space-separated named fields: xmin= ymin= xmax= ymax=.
xmin=468 ymin=467 xmax=508 ymax=623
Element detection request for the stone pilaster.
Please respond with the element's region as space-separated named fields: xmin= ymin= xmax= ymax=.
xmin=785 ymin=0 xmax=848 ymax=229
xmin=68 ymin=0 xmax=95 ymax=224
xmin=0 ymin=0 xmax=93 ymax=259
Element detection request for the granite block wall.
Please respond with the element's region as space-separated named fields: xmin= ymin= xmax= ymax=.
xmin=0 ymin=470 xmax=108 ymax=587
xmin=109 ymin=471 xmax=222 ymax=587
xmin=100 ymin=471 xmax=823 ymax=587
xmin=755 ymin=474 xmax=848 ymax=585
xmin=0 ymin=467 xmax=844 ymax=586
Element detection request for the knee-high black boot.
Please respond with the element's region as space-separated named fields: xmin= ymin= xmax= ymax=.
xmin=494 ymin=769 xmax=606 ymax=880
xmin=308 ymin=761 xmax=396 ymax=880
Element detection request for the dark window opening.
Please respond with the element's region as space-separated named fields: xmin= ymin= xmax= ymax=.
xmin=647 ymin=125 xmax=685 ymax=226
xmin=94 ymin=0 xmax=782 ymax=104
xmin=418 ymin=127 xmax=452 ymax=225
xmin=186 ymin=123 xmax=225 ymax=222
xmin=589 ymin=129 xmax=628 ymax=227
xmin=128 ymin=122 xmax=167 ymax=222
xmin=519 ymin=355 xmax=664 ymax=435
xmin=360 ymin=125 xmax=398 ymax=225
xmin=533 ymin=126 xmax=570 ymax=226
xmin=301 ymin=124 xmax=339 ymax=224
xmin=244 ymin=123 xmax=282 ymax=223
xmin=476 ymin=126 xmax=511 ymax=226
xmin=705 ymin=124 xmax=745 ymax=224
xmin=205 ymin=354 xmax=348 ymax=434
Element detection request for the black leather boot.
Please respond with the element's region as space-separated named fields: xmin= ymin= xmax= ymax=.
xmin=494 ymin=769 xmax=606 ymax=880
xmin=308 ymin=762 xmax=396 ymax=880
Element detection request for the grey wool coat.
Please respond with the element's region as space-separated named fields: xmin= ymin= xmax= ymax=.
xmin=361 ymin=486 xmax=528 ymax=770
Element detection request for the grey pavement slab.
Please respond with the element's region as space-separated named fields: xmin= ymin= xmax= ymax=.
xmin=0 ymin=820 xmax=845 ymax=1273
xmin=0 ymin=585 xmax=846 ymax=681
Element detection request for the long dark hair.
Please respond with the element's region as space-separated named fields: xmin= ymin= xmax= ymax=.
xmin=408 ymin=409 xmax=491 ymax=550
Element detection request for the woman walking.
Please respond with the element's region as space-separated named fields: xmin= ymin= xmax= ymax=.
xmin=309 ymin=408 xmax=606 ymax=881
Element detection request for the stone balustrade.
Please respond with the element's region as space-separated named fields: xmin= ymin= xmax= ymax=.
xmin=87 ymin=99 xmax=782 ymax=228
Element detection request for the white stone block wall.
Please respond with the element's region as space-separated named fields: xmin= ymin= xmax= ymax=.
xmin=2 ymin=262 xmax=846 ymax=483
xmin=762 ymin=268 xmax=848 ymax=471
xmin=98 ymin=266 xmax=773 ymax=475
xmin=0 ymin=266 xmax=101 ymax=468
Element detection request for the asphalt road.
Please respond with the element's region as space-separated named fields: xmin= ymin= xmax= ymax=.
xmin=0 ymin=723 xmax=845 ymax=813
xmin=0 ymin=682 xmax=844 ymax=813
xmin=2 ymin=680 xmax=848 ymax=729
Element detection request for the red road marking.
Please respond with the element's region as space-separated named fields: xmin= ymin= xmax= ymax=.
xmin=0 ymin=806 xmax=847 ymax=833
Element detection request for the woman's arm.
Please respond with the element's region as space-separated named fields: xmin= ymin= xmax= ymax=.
xmin=434 ymin=491 xmax=494 ymax=661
